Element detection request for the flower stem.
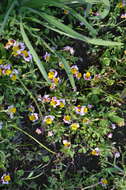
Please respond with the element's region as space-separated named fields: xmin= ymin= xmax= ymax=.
xmin=12 ymin=125 xmax=56 ymax=155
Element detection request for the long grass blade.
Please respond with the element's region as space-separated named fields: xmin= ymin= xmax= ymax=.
xmin=23 ymin=0 xmax=97 ymax=36
xmin=28 ymin=8 xmax=122 ymax=46
xmin=20 ymin=22 xmax=50 ymax=83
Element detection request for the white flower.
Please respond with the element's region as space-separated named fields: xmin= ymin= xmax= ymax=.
xmin=63 ymin=46 xmax=75 ymax=55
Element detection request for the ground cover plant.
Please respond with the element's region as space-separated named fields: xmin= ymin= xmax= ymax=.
xmin=0 ymin=0 xmax=126 ymax=189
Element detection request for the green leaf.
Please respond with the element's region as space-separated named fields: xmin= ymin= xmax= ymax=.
xmin=58 ymin=55 xmax=76 ymax=91
xmin=0 ymin=151 xmax=6 ymax=164
xmin=120 ymin=88 xmax=126 ymax=99
xmin=99 ymin=119 xmax=109 ymax=127
xmin=107 ymin=113 xmax=125 ymax=127
xmin=28 ymin=8 xmax=122 ymax=46
xmin=20 ymin=22 xmax=50 ymax=83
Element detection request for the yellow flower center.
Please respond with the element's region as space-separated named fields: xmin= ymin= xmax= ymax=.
xmin=5 ymin=69 xmax=12 ymax=75
xmin=117 ymin=2 xmax=123 ymax=8
xmin=21 ymin=50 xmax=29 ymax=57
xmin=12 ymin=46 xmax=20 ymax=52
xmin=64 ymin=115 xmax=71 ymax=121
xmin=71 ymin=68 xmax=78 ymax=74
xmin=53 ymin=77 xmax=59 ymax=85
xmin=101 ymin=179 xmax=108 ymax=185
xmin=50 ymin=99 xmax=57 ymax=106
xmin=76 ymin=72 xmax=82 ymax=78
xmin=29 ymin=114 xmax=36 ymax=121
xmin=9 ymin=107 xmax=16 ymax=113
xmin=3 ymin=175 xmax=11 ymax=182
xmin=63 ymin=140 xmax=71 ymax=147
xmin=85 ymin=72 xmax=91 ymax=78
xmin=91 ymin=150 xmax=97 ymax=156
xmin=11 ymin=74 xmax=17 ymax=81
xmin=70 ymin=123 xmax=79 ymax=130
xmin=45 ymin=118 xmax=53 ymax=124
xmin=83 ymin=107 xmax=88 ymax=113
xmin=59 ymin=102 xmax=65 ymax=108
xmin=76 ymin=105 xmax=81 ymax=112
xmin=48 ymin=72 xmax=55 ymax=79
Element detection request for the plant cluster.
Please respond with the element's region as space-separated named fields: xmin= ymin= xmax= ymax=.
xmin=0 ymin=0 xmax=126 ymax=189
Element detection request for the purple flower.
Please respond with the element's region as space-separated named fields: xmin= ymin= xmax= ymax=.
xmin=43 ymin=52 xmax=51 ymax=62
xmin=23 ymin=51 xmax=32 ymax=62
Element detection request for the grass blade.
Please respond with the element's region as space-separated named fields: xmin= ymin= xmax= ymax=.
xmin=28 ymin=8 xmax=122 ymax=46
xmin=20 ymin=22 xmax=50 ymax=83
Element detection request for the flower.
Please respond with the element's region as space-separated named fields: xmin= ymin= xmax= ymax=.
xmin=114 ymin=152 xmax=120 ymax=158
xmin=63 ymin=46 xmax=75 ymax=55
xmin=80 ymin=106 xmax=88 ymax=115
xmin=63 ymin=140 xmax=71 ymax=147
xmin=50 ymin=97 xmax=59 ymax=107
xmin=43 ymin=115 xmax=55 ymax=125
xmin=48 ymin=131 xmax=54 ymax=137
xmin=43 ymin=52 xmax=51 ymax=62
xmin=75 ymin=105 xmax=81 ymax=114
xmin=52 ymin=77 xmax=61 ymax=85
xmin=4 ymin=69 xmax=12 ymax=76
xmin=91 ymin=148 xmax=100 ymax=156
xmin=63 ymin=115 xmax=71 ymax=124
xmin=10 ymin=74 xmax=17 ymax=81
xmin=7 ymin=105 xmax=16 ymax=119
xmin=10 ymin=69 xmax=19 ymax=81
xmin=100 ymin=178 xmax=108 ymax=187
xmin=28 ymin=105 xmax=35 ymax=112
xmin=88 ymin=104 xmax=93 ymax=108
xmin=117 ymin=2 xmax=125 ymax=8
xmin=83 ymin=72 xmax=91 ymax=80
xmin=70 ymin=123 xmax=79 ymax=131
xmin=121 ymin=13 xmax=126 ymax=19
xmin=107 ymin=133 xmax=113 ymax=138
xmin=2 ymin=64 xmax=12 ymax=75
xmin=12 ymin=41 xmax=25 ymax=56
xmin=71 ymin=65 xmax=79 ymax=75
xmin=21 ymin=50 xmax=32 ymax=62
xmin=37 ymin=94 xmax=42 ymax=101
xmin=48 ymin=69 xmax=58 ymax=80
xmin=59 ymin=99 xmax=65 ymax=108
xmin=35 ymin=128 xmax=42 ymax=135
xmin=29 ymin=113 xmax=38 ymax=122
xmin=111 ymin=123 xmax=116 ymax=129
xmin=75 ymin=72 xmax=82 ymax=80
xmin=1 ymin=173 xmax=11 ymax=184
xmin=42 ymin=95 xmax=50 ymax=103
xmin=4 ymin=39 xmax=15 ymax=49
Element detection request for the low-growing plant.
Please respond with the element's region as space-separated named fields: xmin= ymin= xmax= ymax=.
xmin=0 ymin=0 xmax=126 ymax=189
